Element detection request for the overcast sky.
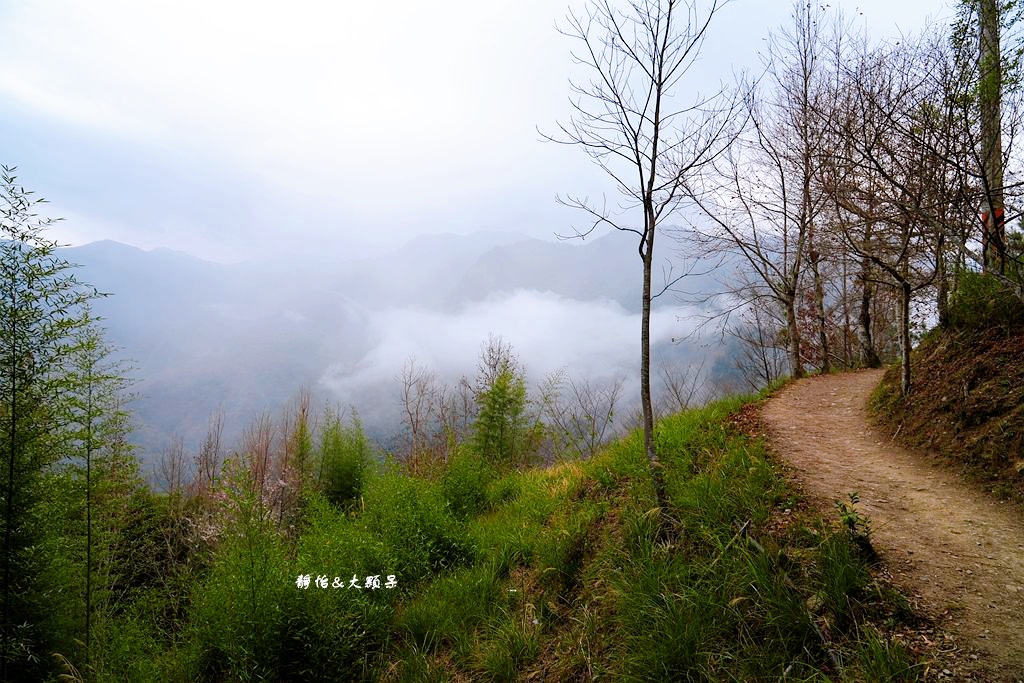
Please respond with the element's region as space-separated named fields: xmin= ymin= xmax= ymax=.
xmin=1 ymin=0 xmax=953 ymax=263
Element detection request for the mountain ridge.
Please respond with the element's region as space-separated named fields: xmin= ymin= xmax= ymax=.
xmin=56 ymin=230 xmax=721 ymax=469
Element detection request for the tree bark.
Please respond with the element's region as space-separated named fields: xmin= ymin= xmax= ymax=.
xmin=785 ymin=295 xmax=805 ymax=379
xmin=641 ymin=210 xmax=668 ymax=514
xmin=811 ymin=249 xmax=830 ymax=373
xmin=857 ymin=256 xmax=882 ymax=368
xmin=841 ymin=247 xmax=852 ymax=368
xmin=980 ymin=0 xmax=1005 ymax=273
xmin=900 ymin=280 xmax=912 ymax=396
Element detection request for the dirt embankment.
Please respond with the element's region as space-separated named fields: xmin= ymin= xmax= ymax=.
xmin=763 ymin=370 xmax=1024 ymax=682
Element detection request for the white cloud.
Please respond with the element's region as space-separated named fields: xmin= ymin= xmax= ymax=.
xmin=0 ymin=0 xmax=939 ymax=260
xmin=319 ymin=289 xmax=693 ymax=399
xmin=0 ymin=69 xmax=156 ymax=138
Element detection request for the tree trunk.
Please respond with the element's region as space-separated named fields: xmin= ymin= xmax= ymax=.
xmin=936 ymin=236 xmax=950 ymax=328
xmin=811 ymin=250 xmax=830 ymax=373
xmin=785 ymin=295 xmax=805 ymax=379
xmin=2 ymin=291 xmax=15 ymax=680
xmin=85 ymin=371 xmax=93 ymax=668
xmin=900 ymin=281 xmax=912 ymax=396
xmin=842 ymin=248 xmax=852 ymax=368
xmin=641 ymin=224 xmax=668 ymax=515
xmin=980 ymin=0 xmax=1005 ymax=273
xmin=857 ymin=256 xmax=882 ymax=368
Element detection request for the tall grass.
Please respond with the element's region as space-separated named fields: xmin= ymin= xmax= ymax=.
xmin=89 ymin=391 xmax=921 ymax=681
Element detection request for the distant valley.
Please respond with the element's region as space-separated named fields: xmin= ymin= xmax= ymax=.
xmin=61 ymin=230 xmax=732 ymax=472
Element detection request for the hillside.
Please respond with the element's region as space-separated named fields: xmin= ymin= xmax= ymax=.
xmin=870 ymin=276 xmax=1024 ymax=504
xmin=87 ymin=390 xmax=942 ymax=681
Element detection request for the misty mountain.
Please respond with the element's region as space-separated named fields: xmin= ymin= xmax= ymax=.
xmin=458 ymin=235 xmax=642 ymax=311
xmin=60 ymin=230 xmax=727 ymax=471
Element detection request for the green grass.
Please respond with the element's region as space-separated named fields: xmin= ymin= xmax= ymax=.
xmin=378 ymin=390 xmax=919 ymax=681
xmin=92 ymin=389 xmax=924 ymax=681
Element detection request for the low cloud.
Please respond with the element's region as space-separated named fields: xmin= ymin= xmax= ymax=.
xmin=320 ymin=289 xmax=696 ymax=406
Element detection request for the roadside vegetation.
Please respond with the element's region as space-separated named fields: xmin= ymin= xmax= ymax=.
xmin=77 ymin=380 xmax=925 ymax=682
xmin=871 ymin=264 xmax=1024 ymax=505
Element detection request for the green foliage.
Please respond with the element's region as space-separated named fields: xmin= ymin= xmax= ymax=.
xmin=66 ymin=387 xmax=929 ymax=681
xmin=317 ymin=408 xmax=370 ymax=509
xmin=60 ymin=319 xmax=139 ymax=672
xmin=609 ymin=403 xmax=824 ymax=680
xmin=88 ymin=610 xmax=169 ymax=682
xmin=187 ymin=461 xmax=290 ymax=680
xmin=397 ymin=563 xmax=504 ymax=652
xmin=1007 ymin=228 xmax=1024 ymax=279
xmin=586 ymin=396 xmax=916 ymax=681
xmin=849 ymin=626 xmax=921 ymax=682
xmin=106 ymin=489 xmax=201 ymax=630
xmin=442 ymin=447 xmax=496 ymax=519
xmin=473 ymin=365 xmax=528 ymax=468
xmin=279 ymin=495 xmax=397 ymax=680
xmin=947 ymin=270 xmax=1024 ymax=333
xmin=816 ymin=532 xmax=872 ymax=628
xmin=362 ymin=469 xmax=476 ymax=584
xmin=472 ymin=611 xmax=540 ymax=682
xmin=535 ymin=502 xmax=602 ymax=597
xmin=836 ymin=492 xmax=877 ymax=561
xmin=1 ymin=167 xmax=111 ymax=680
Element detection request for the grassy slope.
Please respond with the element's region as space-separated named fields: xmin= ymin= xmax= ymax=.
xmin=871 ymin=325 xmax=1024 ymax=503
xmin=110 ymin=391 xmax=928 ymax=681
xmin=376 ymin=393 xmax=921 ymax=681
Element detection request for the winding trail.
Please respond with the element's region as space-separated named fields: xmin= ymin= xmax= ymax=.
xmin=762 ymin=369 xmax=1024 ymax=682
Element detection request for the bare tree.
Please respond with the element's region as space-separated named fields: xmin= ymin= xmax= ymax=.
xmin=158 ymin=435 xmax=188 ymax=496
xmin=686 ymin=2 xmax=836 ymax=380
xmin=820 ymin=35 xmax=953 ymax=395
xmin=657 ymin=358 xmax=707 ymax=412
xmin=193 ymin=409 xmax=224 ymax=496
xmin=398 ymin=356 xmax=439 ymax=461
xmin=548 ymin=0 xmax=736 ymax=515
xmin=475 ymin=335 xmax=520 ymax=395
xmin=930 ymin=2 xmax=1024 ymax=290
xmin=240 ymin=412 xmax=275 ymax=500
xmin=277 ymin=390 xmax=314 ymax=527
xmin=726 ymin=303 xmax=789 ymax=391
xmin=437 ymin=376 xmax=476 ymax=453
xmin=541 ymin=371 xmax=624 ymax=459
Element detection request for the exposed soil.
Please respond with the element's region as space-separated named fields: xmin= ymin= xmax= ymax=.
xmin=873 ymin=327 xmax=1024 ymax=504
xmin=762 ymin=369 xmax=1024 ymax=682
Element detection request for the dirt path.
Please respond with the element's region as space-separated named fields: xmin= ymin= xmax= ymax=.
xmin=762 ymin=369 xmax=1024 ymax=682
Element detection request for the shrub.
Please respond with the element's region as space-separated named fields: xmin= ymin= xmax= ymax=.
xmin=473 ymin=366 xmax=528 ymax=468
xmin=362 ymin=470 xmax=475 ymax=584
xmin=442 ymin=448 xmax=495 ymax=519
xmin=279 ymin=497 xmax=396 ymax=679
xmin=186 ymin=470 xmax=290 ymax=680
xmin=317 ymin=409 xmax=371 ymax=509
xmin=947 ymin=270 xmax=1024 ymax=334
